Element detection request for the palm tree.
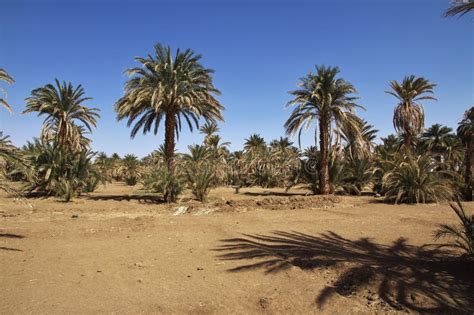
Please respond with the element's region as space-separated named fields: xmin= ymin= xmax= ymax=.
xmin=95 ymin=152 xmax=112 ymax=182
xmin=445 ymin=0 xmax=474 ymax=17
xmin=380 ymin=135 xmax=400 ymax=153
xmin=0 ymin=133 xmax=24 ymax=195
xmin=121 ymin=154 xmax=140 ymax=185
xmin=115 ymin=43 xmax=224 ymax=171
xmin=341 ymin=118 xmax=378 ymax=159
xmin=184 ymin=144 xmax=212 ymax=163
xmin=0 ymin=68 xmax=14 ymax=112
xmin=227 ymin=150 xmax=246 ymax=186
xmin=443 ymin=136 xmax=464 ymax=171
xmin=386 ymin=75 xmax=437 ymax=149
xmin=23 ymin=79 xmax=100 ymax=152
xmin=244 ymin=134 xmax=266 ymax=154
xmin=200 ymin=122 xmax=220 ymax=139
xmin=204 ymin=134 xmax=230 ymax=149
xmin=269 ymin=137 xmax=300 ymax=187
xmin=270 ymin=137 xmax=293 ymax=152
xmin=285 ymin=65 xmax=362 ymax=194
xmin=457 ymin=107 xmax=474 ymax=201
xmin=204 ymin=134 xmax=230 ymax=170
xmin=421 ymin=124 xmax=455 ymax=161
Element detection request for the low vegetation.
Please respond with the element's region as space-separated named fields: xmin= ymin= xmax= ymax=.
xmin=435 ymin=200 xmax=474 ymax=257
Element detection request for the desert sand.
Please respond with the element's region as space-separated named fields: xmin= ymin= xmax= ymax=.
xmin=1 ymin=183 xmax=473 ymax=314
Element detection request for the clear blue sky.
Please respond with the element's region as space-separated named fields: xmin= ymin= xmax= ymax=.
xmin=0 ymin=0 xmax=472 ymax=157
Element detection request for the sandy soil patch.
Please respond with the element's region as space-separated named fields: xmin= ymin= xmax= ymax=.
xmin=1 ymin=183 xmax=473 ymax=314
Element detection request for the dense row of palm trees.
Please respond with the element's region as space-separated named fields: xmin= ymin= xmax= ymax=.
xmin=0 ymin=49 xmax=472 ymax=204
xmin=0 ymin=1 xmax=472 ymax=204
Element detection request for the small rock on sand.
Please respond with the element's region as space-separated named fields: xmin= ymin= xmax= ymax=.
xmin=173 ymin=206 xmax=189 ymax=216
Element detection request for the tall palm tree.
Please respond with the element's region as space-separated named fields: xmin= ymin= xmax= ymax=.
xmin=115 ymin=43 xmax=224 ymax=171
xmin=23 ymin=79 xmax=100 ymax=152
xmin=457 ymin=107 xmax=474 ymax=201
xmin=0 ymin=68 xmax=14 ymax=112
xmin=386 ymin=75 xmax=437 ymax=149
xmin=445 ymin=0 xmax=474 ymax=17
xmin=285 ymin=65 xmax=362 ymax=194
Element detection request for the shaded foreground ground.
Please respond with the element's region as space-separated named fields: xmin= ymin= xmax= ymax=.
xmin=1 ymin=183 xmax=473 ymax=314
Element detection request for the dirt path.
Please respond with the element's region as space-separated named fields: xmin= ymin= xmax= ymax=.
xmin=1 ymin=184 xmax=473 ymax=314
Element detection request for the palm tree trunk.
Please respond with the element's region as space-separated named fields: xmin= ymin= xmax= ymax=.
xmin=404 ymin=132 xmax=411 ymax=150
xmin=319 ymin=116 xmax=330 ymax=194
xmin=464 ymin=139 xmax=473 ymax=201
xmin=164 ymin=112 xmax=176 ymax=171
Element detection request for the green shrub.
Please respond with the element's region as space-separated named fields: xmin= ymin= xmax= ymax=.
xmin=83 ymin=174 xmax=102 ymax=193
xmin=125 ymin=176 xmax=138 ymax=186
xmin=342 ymin=158 xmax=375 ymax=195
xmin=382 ymin=153 xmax=457 ymax=204
xmin=186 ymin=166 xmax=215 ymax=202
xmin=144 ymin=168 xmax=184 ymax=203
xmin=57 ymin=178 xmax=74 ymax=202
xmin=121 ymin=154 xmax=140 ymax=186
xmin=20 ymin=139 xmax=104 ymax=201
xmin=251 ymin=166 xmax=279 ymax=188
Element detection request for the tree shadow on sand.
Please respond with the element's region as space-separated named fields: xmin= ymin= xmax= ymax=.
xmin=242 ymin=191 xmax=308 ymax=197
xmin=0 ymin=232 xmax=25 ymax=251
xmin=86 ymin=194 xmax=164 ymax=204
xmin=215 ymin=231 xmax=474 ymax=313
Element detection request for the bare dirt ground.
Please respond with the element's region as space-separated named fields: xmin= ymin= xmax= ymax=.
xmin=1 ymin=182 xmax=473 ymax=314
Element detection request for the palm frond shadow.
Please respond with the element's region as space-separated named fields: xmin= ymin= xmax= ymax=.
xmin=215 ymin=231 xmax=474 ymax=313
xmin=0 ymin=246 xmax=22 ymax=251
xmin=0 ymin=233 xmax=25 ymax=238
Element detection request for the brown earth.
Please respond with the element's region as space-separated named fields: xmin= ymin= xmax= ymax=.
xmin=1 ymin=182 xmax=473 ymax=314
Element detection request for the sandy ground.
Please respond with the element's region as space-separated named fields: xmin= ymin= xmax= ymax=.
xmin=1 ymin=182 xmax=473 ymax=314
